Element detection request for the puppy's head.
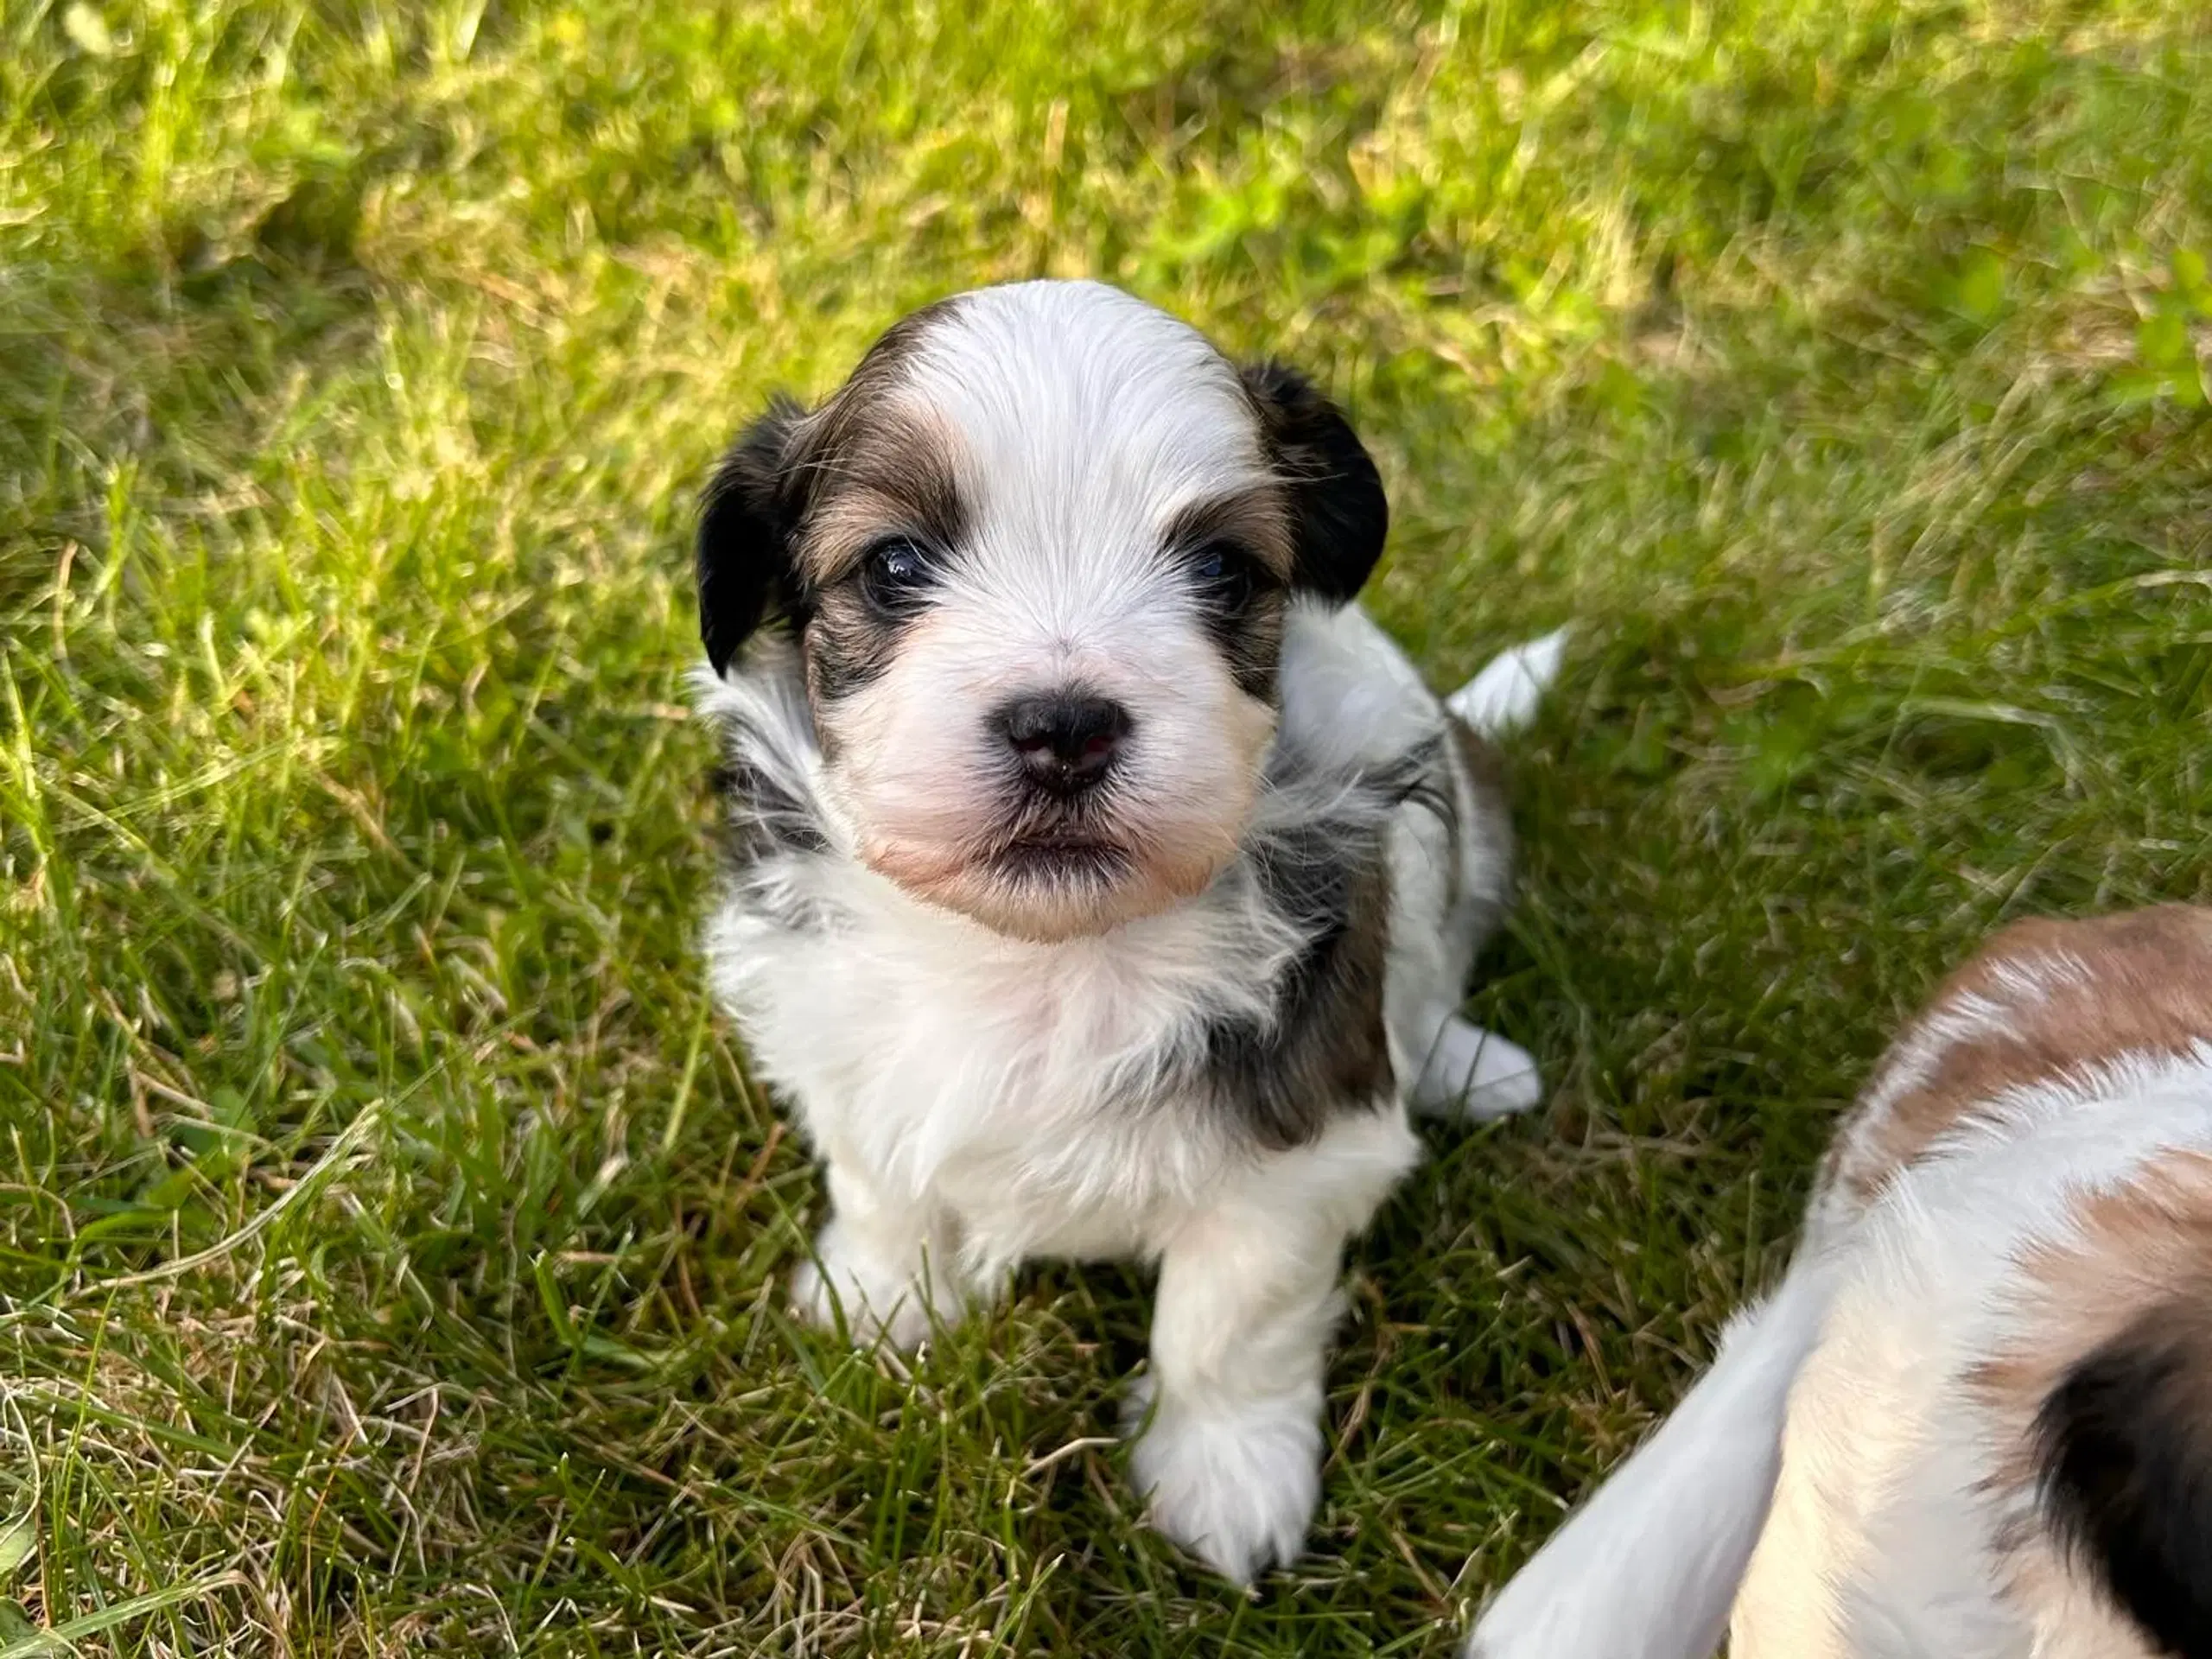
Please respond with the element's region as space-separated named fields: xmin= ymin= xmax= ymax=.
xmin=697 ymin=281 xmax=1386 ymax=942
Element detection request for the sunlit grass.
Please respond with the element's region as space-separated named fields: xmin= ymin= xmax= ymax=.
xmin=3 ymin=0 xmax=2209 ymax=1651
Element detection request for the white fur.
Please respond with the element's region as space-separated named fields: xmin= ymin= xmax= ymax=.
xmin=1129 ymin=1104 xmax=1421 ymax=1580
xmin=1733 ymin=1058 xmax=2212 ymax=1659
xmin=1467 ymin=1033 xmax=2212 ymax=1659
xmin=1413 ymin=1021 xmax=1545 ymax=1119
xmin=701 ymin=607 xmax=1540 ymax=1579
xmin=696 ymin=282 xmax=1560 ymax=1581
xmin=823 ymin=283 xmax=1278 ymax=940
xmin=1448 ymin=626 xmax=1567 ymax=738
xmin=701 ymin=601 xmax=1513 ymax=1268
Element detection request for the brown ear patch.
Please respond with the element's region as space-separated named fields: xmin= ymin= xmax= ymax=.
xmin=1822 ymin=906 xmax=2212 ymax=1210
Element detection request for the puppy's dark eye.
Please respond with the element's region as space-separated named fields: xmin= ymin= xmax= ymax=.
xmin=860 ymin=537 xmax=936 ymax=614
xmin=1186 ymin=540 xmax=1256 ymax=613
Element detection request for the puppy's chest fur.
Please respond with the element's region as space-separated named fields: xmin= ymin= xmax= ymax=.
xmin=727 ymin=876 xmax=1307 ymax=1261
xmin=700 ymin=607 xmax=1485 ymax=1267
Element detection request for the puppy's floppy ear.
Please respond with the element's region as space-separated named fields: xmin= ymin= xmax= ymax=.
xmin=1241 ymin=362 xmax=1389 ymax=603
xmin=697 ymin=397 xmax=810 ymax=674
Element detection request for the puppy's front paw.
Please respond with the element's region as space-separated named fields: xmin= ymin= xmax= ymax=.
xmin=1411 ymin=1019 xmax=1544 ymax=1121
xmin=1125 ymin=1375 xmax=1322 ymax=1586
xmin=790 ymin=1219 xmax=958 ymax=1351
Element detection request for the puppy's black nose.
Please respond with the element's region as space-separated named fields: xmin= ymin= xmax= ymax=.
xmin=996 ymin=695 xmax=1130 ymax=793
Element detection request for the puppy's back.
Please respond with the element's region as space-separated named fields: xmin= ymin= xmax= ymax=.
xmin=1818 ymin=905 xmax=2212 ymax=1234
xmin=1854 ymin=910 xmax=2212 ymax=1657
xmin=1801 ymin=906 xmax=2212 ymax=1658
xmin=1471 ymin=906 xmax=2212 ymax=1659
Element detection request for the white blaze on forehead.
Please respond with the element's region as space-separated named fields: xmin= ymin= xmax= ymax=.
xmin=890 ymin=281 xmax=1273 ymax=608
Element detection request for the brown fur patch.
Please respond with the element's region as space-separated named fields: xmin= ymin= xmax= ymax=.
xmin=1154 ymin=487 xmax=1298 ymax=700
xmin=1823 ymin=906 xmax=2212 ymax=1209
xmin=1974 ymin=1154 xmax=2212 ymax=1491
xmin=791 ymin=408 xmax=969 ymax=590
xmin=768 ymin=306 xmax=976 ymax=706
xmin=789 ymin=304 xmax=967 ymax=547
xmin=1158 ymin=486 xmax=1298 ymax=583
xmin=1203 ymin=821 xmax=1395 ymax=1148
xmin=1967 ymin=1154 xmax=2212 ymax=1653
xmin=1314 ymin=848 xmax=1395 ymax=1103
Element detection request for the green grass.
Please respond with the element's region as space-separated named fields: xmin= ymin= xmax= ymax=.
xmin=3 ymin=0 xmax=2210 ymax=1651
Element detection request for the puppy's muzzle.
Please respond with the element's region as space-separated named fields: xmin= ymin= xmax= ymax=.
xmin=995 ymin=693 xmax=1130 ymax=798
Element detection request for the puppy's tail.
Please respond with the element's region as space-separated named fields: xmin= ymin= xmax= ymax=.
xmin=1446 ymin=628 xmax=1568 ymax=739
xmin=2034 ymin=1297 xmax=2212 ymax=1659
xmin=1465 ymin=1256 xmax=1834 ymax=1659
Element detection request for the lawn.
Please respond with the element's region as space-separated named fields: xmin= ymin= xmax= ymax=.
xmin=3 ymin=0 xmax=2210 ymax=1652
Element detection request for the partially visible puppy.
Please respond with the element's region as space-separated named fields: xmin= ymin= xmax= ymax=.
xmin=692 ymin=279 xmax=1562 ymax=1582
xmin=1469 ymin=905 xmax=2212 ymax=1659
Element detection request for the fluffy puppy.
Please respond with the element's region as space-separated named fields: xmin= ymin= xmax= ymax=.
xmin=691 ymin=278 xmax=1560 ymax=1583
xmin=1470 ymin=906 xmax=2212 ymax=1659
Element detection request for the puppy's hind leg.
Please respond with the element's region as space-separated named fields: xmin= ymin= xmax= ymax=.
xmin=1411 ymin=1015 xmax=1544 ymax=1120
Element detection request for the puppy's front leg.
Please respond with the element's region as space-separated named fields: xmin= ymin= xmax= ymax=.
xmin=1128 ymin=1192 xmax=1351 ymax=1585
xmin=791 ymin=1159 xmax=969 ymax=1351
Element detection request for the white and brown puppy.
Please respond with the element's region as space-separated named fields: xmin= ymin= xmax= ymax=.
xmin=690 ymin=279 xmax=1561 ymax=1582
xmin=1470 ymin=906 xmax=2212 ymax=1659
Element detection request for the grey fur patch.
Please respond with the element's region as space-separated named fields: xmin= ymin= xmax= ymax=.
xmin=1195 ymin=737 xmax=1454 ymax=1150
xmin=706 ymin=685 xmax=839 ymax=933
xmin=1200 ymin=822 xmax=1395 ymax=1150
xmin=713 ymin=755 xmax=830 ymax=865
